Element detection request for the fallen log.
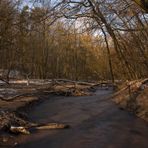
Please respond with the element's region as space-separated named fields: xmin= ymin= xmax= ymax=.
xmin=52 ymin=79 xmax=94 ymax=86
xmin=9 ymin=123 xmax=69 ymax=135
xmin=0 ymin=93 xmax=36 ymax=102
xmin=0 ymin=110 xmax=69 ymax=135
xmin=33 ymin=123 xmax=69 ymax=130
xmin=0 ymin=77 xmax=9 ymax=84
xmin=10 ymin=126 xmax=30 ymax=135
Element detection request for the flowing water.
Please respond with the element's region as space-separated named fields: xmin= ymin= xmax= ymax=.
xmin=15 ymin=88 xmax=148 ymax=148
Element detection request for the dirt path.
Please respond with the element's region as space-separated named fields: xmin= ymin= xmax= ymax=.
xmin=12 ymin=88 xmax=148 ymax=148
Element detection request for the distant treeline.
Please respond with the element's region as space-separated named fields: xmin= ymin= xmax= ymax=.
xmin=0 ymin=0 xmax=148 ymax=81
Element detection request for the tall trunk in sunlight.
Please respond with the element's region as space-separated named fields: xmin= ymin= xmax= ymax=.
xmin=101 ymin=28 xmax=114 ymax=83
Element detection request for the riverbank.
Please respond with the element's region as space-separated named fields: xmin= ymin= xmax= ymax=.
xmin=0 ymin=80 xmax=94 ymax=131
xmin=113 ymin=79 xmax=148 ymax=122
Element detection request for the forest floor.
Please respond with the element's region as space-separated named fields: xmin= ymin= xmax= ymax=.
xmin=0 ymin=79 xmax=148 ymax=148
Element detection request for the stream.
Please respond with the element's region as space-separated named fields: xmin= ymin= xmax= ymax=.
xmin=15 ymin=88 xmax=148 ymax=148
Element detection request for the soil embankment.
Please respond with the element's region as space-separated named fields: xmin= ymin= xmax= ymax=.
xmin=113 ymin=79 xmax=148 ymax=122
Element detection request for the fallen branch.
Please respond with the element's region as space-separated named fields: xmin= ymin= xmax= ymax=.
xmin=33 ymin=123 xmax=69 ymax=130
xmin=0 ymin=110 xmax=69 ymax=135
xmin=55 ymin=79 xmax=94 ymax=86
xmin=10 ymin=126 xmax=30 ymax=135
xmin=0 ymin=93 xmax=36 ymax=102
xmin=9 ymin=123 xmax=69 ymax=135
xmin=0 ymin=77 xmax=9 ymax=84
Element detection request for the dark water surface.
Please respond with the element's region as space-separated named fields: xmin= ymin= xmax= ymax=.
xmin=15 ymin=89 xmax=148 ymax=148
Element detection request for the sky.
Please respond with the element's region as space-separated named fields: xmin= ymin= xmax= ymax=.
xmin=22 ymin=0 xmax=58 ymax=8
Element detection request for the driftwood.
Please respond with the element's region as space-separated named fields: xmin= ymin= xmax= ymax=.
xmin=32 ymin=123 xmax=69 ymax=130
xmin=0 ymin=111 xmax=31 ymax=131
xmin=50 ymin=87 xmax=91 ymax=97
xmin=0 ymin=110 xmax=69 ymax=135
xmin=0 ymin=77 xmax=9 ymax=84
xmin=55 ymin=79 xmax=94 ymax=86
xmin=10 ymin=126 xmax=30 ymax=135
xmin=0 ymin=79 xmax=95 ymax=102
xmin=0 ymin=93 xmax=37 ymax=102
xmin=9 ymin=123 xmax=69 ymax=135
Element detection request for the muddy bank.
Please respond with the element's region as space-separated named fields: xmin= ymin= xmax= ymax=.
xmin=0 ymin=82 xmax=95 ymax=145
xmin=0 ymin=80 xmax=94 ymax=110
xmin=113 ymin=79 xmax=148 ymax=122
